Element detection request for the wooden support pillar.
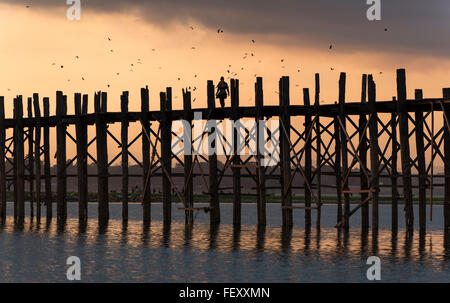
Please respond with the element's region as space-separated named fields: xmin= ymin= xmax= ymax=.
xmin=231 ymin=79 xmax=241 ymax=226
xmin=368 ymin=75 xmax=380 ymax=232
xmin=27 ymin=98 xmax=34 ymax=219
xmin=303 ymin=88 xmax=312 ymax=228
xmin=207 ymin=81 xmax=220 ymax=225
xmin=14 ymin=97 xmax=25 ymax=224
xmin=397 ymin=69 xmax=414 ymax=231
xmin=334 ymin=115 xmax=342 ymax=225
xmin=444 ymin=87 xmax=450 ymax=230
xmin=121 ymin=92 xmax=129 ymax=223
xmin=95 ymin=91 xmax=109 ymax=224
xmin=255 ymin=77 xmax=266 ymax=226
xmin=141 ymin=86 xmax=151 ymax=226
xmin=33 ymin=94 xmax=41 ymax=222
xmin=339 ymin=73 xmax=350 ymax=229
xmin=414 ymin=89 xmax=426 ymax=231
xmin=56 ymin=91 xmax=67 ymax=223
xmin=391 ymin=97 xmax=399 ymax=230
xmin=75 ymin=93 xmax=88 ymax=224
xmin=183 ymin=89 xmax=194 ymax=225
xmin=43 ymin=98 xmax=52 ymax=221
xmin=0 ymin=97 xmax=6 ymax=222
xmin=314 ymin=74 xmax=322 ymax=228
xmin=359 ymin=74 xmax=369 ymax=231
xmin=160 ymin=89 xmax=173 ymax=226
xmin=279 ymin=76 xmax=292 ymax=227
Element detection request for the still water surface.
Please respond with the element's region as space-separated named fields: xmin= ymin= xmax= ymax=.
xmin=1 ymin=202 xmax=450 ymax=282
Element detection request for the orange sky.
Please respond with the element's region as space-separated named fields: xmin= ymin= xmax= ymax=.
xmin=1 ymin=3 xmax=449 ymax=166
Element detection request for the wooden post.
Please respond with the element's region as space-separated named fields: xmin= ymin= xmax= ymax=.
xmin=397 ymin=69 xmax=414 ymax=231
xmin=359 ymin=75 xmax=369 ymax=231
xmin=255 ymin=77 xmax=266 ymax=226
xmin=95 ymin=91 xmax=109 ymax=224
xmin=141 ymin=86 xmax=151 ymax=226
xmin=183 ymin=88 xmax=194 ymax=225
xmin=280 ymin=76 xmax=292 ymax=227
xmin=56 ymin=91 xmax=67 ymax=223
xmin=14 ymin=96 xmax=25 ymax=224
xmin=339 ymin=73 xmax=350 ymax=229
xmin=443 ymin=87 xmax=450 ymax=230
xmin=43 ymin=98 xmax=52 ymax=221
xmin=75 ymin=93 xmax=88 ymax=224
xmin=27 ymin=98 xmax=35 ymax=219
xmin=33 ymin=94 xmax=42 ymax=222
xmin=314 ymin=73 xmax=322 ymax=228
xmin=0 ymin=97 xmax=6 ymax=222
xmin=391 ymin=97 xmax=399 ymax=231
xmin=121 ymin=92 xmax=129 ymax=223
xmin=231 ymin=79 xmax=241 ymax=226
xmin=368 ymin=75 xmax=379 ymax=232
xmin=160 ymin=89 xmax=172 ymax=226
xmin=207 ymin=81 xmax=220 ymax=225
xmin=303 ymin=88 xmax=312 ymax=228
xmin=334 ymin=115 xmax=342 ymax=225
xmin=415 ymin=89 xmax=426 ymax=231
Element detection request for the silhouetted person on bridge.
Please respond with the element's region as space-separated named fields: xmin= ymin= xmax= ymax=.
xmin=216 ymin=76 xmax=229 ymax=108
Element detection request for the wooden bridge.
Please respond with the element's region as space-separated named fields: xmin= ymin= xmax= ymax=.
xmin=0 ymin=68 xmax=449 ymax=233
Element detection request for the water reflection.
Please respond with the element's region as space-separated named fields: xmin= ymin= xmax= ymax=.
xmin=1 ymin=215 xmax=450 ymax=282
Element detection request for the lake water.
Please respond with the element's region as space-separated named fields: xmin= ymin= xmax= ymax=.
xmin=1 ymin=202 xmax=450 ymax=282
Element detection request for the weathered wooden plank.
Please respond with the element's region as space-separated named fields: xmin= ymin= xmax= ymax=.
xmin=414 ymin=89 xmax=426 ymax=231
xmin=397 ymin=69 xmax=414 ymax=231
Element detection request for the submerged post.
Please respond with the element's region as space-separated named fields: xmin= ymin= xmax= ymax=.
xmin=280 ymin=76 xmax=292 ymax=227
xmin=75 ymin=93 xmax=88 ymax=224
xmin=397 ymin=69 xmax=414 ymax=231
xmin=43 ymin=98 xmax=52 ymax=221
xmin=160 ymin=89 xmax=173 ymax=226
xmin=121 ymin=92 xmax=129 ymax=223
xmin=314 ymin=73 xmax=322 ymax=228
xmin=391 ymin=97 xmax=399 ymax=231
xmin=14 ymin=96 xmax=25 ymax=224
xmin=231 ymin=79 xmax=241 ymax=226
xmin=27 ymin=98 xmax=34 ymax=219
xmin=183 ymin=88 xmax=194 ymax=225
xmin=368 ymin=75 xmax=379 ymax=232
xmin=33 ymin=94 xmax=41 ymax=222
xmin=56 ymin=91 xmax=67 ymax=223
xmin=359 ymin=74 xmax=369 ymax=231
xmin=303 ymin=88 xmax=312 ymax=228
xmin=414 ymin=89 xmax=426 ymax=231
xmin=95 ymin=92 xmax=109 ymax=224
xmin=207 ymin=81 xmax=220 ymax=225
xmin=444 ymin=88 xmax=450 ymax=230
xmin=141 ymin=86 xmax=151 ymax=226
xmin=0 ymin=97 xmax=5 ymax=221
xmin=255 ymin=77 xmax=266 ymax=226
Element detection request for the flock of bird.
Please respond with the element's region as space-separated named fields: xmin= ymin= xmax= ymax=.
xmin=20 ymin=3 xmax=388 ymax=102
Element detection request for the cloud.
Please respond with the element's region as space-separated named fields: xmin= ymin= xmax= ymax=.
xmin=9 ymin=0 xmax=450 ymax=57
